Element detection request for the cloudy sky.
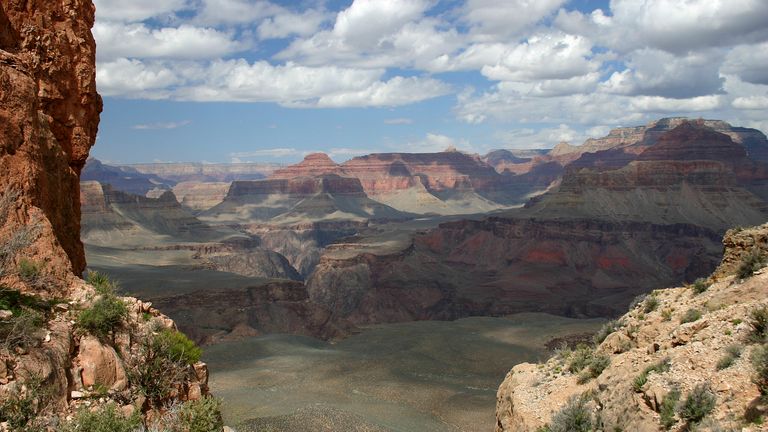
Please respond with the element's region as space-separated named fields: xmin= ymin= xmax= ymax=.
xmin=92 ymin=0 xmax=768 ymax=164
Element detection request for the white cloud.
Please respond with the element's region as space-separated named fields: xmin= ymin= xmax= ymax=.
xmin=96 ymin=58 xmax=180 ymax=97
xmin=257 ymin=8 xmax=330 ymax=39
xmin=494 ymin=124 xmax=585 ymax=149
xmin=94 ymin=0 xmax=187 ymax=22
xmin=132 ymin=120 xmax=191 ymax=130
xmin=405 ymin=133 xmax=475 ymax=153
xmin=192 ymin=0 xmax=282 ymax=26
xmin=479 ymin=33 xmax=597 ymax=82
xmin=557 ymin=0 xmax=768 ymax=54
xmin=94 ymin=22 xmax=243 ymax=61
xmin=601 ymin=48 xmax=725 ymax=98
xmin=733 ymin=96 xmax=768 ymax=110
xmin=461 ymin=0 xmax=566 ymax=42
xmin=97 ymin=58 xmax=449 ymax=107
xmin=722 ymin=42 xmax=768 ymax=85
xmin=629 ymin=95 xmax=724 ymax=113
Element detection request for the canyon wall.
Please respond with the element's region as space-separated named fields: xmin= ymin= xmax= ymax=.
xmin=0 ymin=0 xmax=101 ymax=280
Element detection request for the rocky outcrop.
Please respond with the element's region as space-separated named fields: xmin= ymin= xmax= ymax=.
xmin=151 ymin=280 xmax=355 ymax=344
xmin=0 ymin=0 xmax=101 ymax=279
xmin=495 ymin=223 xmax=768 ymax=432
xmin=0 ymin=2 xmax=220 ymax=429
xmin=80 ymin=181 xmax=237 ymax=246
xmin=202 ymin=175 xmax=406 ymax=224
xmin=201 ymin=249 xmax=302 ymax=281
xmin=82 ymin=158 xmax=173 ymax=196
xmin=526 ymin=122 xmax=768 ymax=232
xmin=172 ymin=181 xmax=230 ymax=212
xmin=306 ymin=218 xmax=722 ymax=324
xmin=270 ymin=152 xmax=345 ymax=179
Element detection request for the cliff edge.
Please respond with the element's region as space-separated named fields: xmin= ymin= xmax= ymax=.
xmin=495 ymin=223 xmax=768 ymax=431
xmin=0 ymin=1 xmax=220 ymax=430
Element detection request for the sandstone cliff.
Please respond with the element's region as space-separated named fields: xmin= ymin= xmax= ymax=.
xmin=0 ymin=1 xmax=221 ymax=430
xmin=495 ymin=223 xmax=768 ymax=431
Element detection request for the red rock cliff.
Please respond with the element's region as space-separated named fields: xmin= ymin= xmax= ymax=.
xmin=0 ymin=0 xmax=101 ymax=280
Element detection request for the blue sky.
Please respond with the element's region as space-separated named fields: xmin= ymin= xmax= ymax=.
xmin=92 ymin=0 xmax=768 ymax=164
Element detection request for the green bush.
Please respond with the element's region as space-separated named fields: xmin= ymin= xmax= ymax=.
xmin=643 ymin=296 xmax=660 ymax=313
xmin=632 ymin=358 xmax=671 ymax=392
xmin=0 ymin=309 xmax=44 ymax=351
xmin=86 ymin=271 xmax=117 ymax=296
xmin=751 ymin=344 xmax=768 ymax=395
xmin=692 ymin=278 xmax=709 ymax=294
xmin=738 ymin=249 xmax=765 ymax=280
xmin=155 ymin=328 xmax=202 ymax=365
xmin=177 ymin=397 xmax=224 ymax=432
xmin=660 ymin=388 xmax=680 ymax=429
xmin=568 ymin=345 xmax=594 ymax=374
xmin=661 ymin=308 xmax=673 ymax=321
xmin=127 ymin=329 xmax=203 ymax=406
xmin=750 ymin=306 xmax=768 ymax=343
xmin=678 ymin=384 xmax=716 ymax=424
xmin=63 ymin=403 xmax=141 ymax=432
xmin=680 ymin=309 xmax=702 ymax=324
xmin=549 ymin=395 xmax=593 ymax=432
xmin=0 ymin=376 xmax=50 ymax=431
xmin=77 ymin=295 xmax=128 ymax=340
xmin=593 ymin=319 xmax=623 ymax=345
xmin=716 ymin=344 xmax=743 ymax=370
xmin=18 ymin=259 xmax=42 ymax=284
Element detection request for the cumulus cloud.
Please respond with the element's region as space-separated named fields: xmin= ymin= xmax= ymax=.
xmin=461 ymin=0 xmax=566 ymax=41
xmin=722 ymin=42 xmax=768 ymax=86
xmin=494 ymin=124 xmax=588 ymax=149
xmin=384 ymin=118 xmax=414 ymax=125
xmin=257 ymin=8 xmax=330 ymax=39
xmin=601 ymin=49 xmax=725 ymax=98
xmin=94 ymin=22 xmax=243 ymax=61
xmin=97 ymin=59 xmax=449 ymax=107
xmin=94 ymin=0 xmax=188 ymax=22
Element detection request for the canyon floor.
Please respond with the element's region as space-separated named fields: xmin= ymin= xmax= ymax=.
xmin=204 ymin=314 xmax=603 ymax=432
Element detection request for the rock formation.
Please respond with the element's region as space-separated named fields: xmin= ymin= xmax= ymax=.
xmin=0 ymin=0 xmax=101 ymax=280
xmin=495 ymin=223 xmax=768 ymax=432
xmin=0 ymin=1 xmax=220 ymax=429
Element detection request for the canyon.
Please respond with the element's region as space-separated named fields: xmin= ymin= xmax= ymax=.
xmin=78 ymin=118 xmax=768 ymax=430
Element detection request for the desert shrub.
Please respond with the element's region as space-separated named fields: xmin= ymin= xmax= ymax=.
xmin=644 ymin=295 xmax=660 ymax=313
xmin=154 ymin=328 xmax=202 ymax=365
xmin=660 ymin=388 xmax=680 ymax=429
xmin=0 ymin=188 xmax=40 ymax=278
xmin=568 ymin=345 xmax=594 ymax=374
xmin=17 ymin=259 xmax=42 ymax=283
xmin=751 ymin=344 xmax=768 ymax=395
xmin=86 ymin=270 xmax=118 ymax=296
xmin=0 ymin=375 xmax=51 ymax=431
xmin=127 ymin=329 xmax=202 ymax=406
xmin=750 ymin=306 xmax=768 ymax=343
xmin=716 ymin=344 xmax=743 ymax=370
xmin=577 ymin=352 xmax=611 ymax=384
xmin=549 ymin=395 xmax=593 ymax=432
xmin=680 ymin=309 xmax=702 ymax=324
xmin=633 ymin=358 xmax=671 ymax=392
xmin=629 ymin=294 xmax=647 ymax=311
xmin=0 ymin=310 xmax=44 ymax=351
xmin=692 ymin=278 xmax=709 ymax=294
xmin=738 ymin=249 xmax=765 ymax=280
xmin=177 ymin=397 xmax=224 ymax=432
xmin=63 ymin=402 xmax=141 ymax=432
xmin=77 ymin=294 xmax=128 ymax=340
xmin=593 ymin=319 xmax=623 ymax=345
xmin=661 ymin=308 xmax=673 ymax=322
xmin=678 ymin=384 xmax=716 ymax=424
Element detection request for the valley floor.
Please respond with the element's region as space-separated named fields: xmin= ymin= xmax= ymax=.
xmin=203 ymin=313 xmax=603 ymax=432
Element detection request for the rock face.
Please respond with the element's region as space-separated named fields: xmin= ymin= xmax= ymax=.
xmin=271 ymin=152 xmax=345 ymax=179
xmin=203 ymin=175 xmax=406 ymax=224
xmin=151 ymin=280 xmax=355 ymax=344
xmin=0 ymin=3 xmax=220 ymax=429
xmin=82 ymin=158 xmax=174 ymax=196
xmin=306 ymin=218 xmax=722 ymax=324
xmin=495 ymin=223 xmax=768 ymax=432
xmin=526 ymin=122 xmax=768 ymax=232
xmin=172 ymin=181 xmax=230 ymax=212
xmin=0 ymin=0 xmax=101 ymax=279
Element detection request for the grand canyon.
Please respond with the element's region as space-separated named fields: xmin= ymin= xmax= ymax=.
xmin=3 ymin=0 xmax=768 ymax=431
